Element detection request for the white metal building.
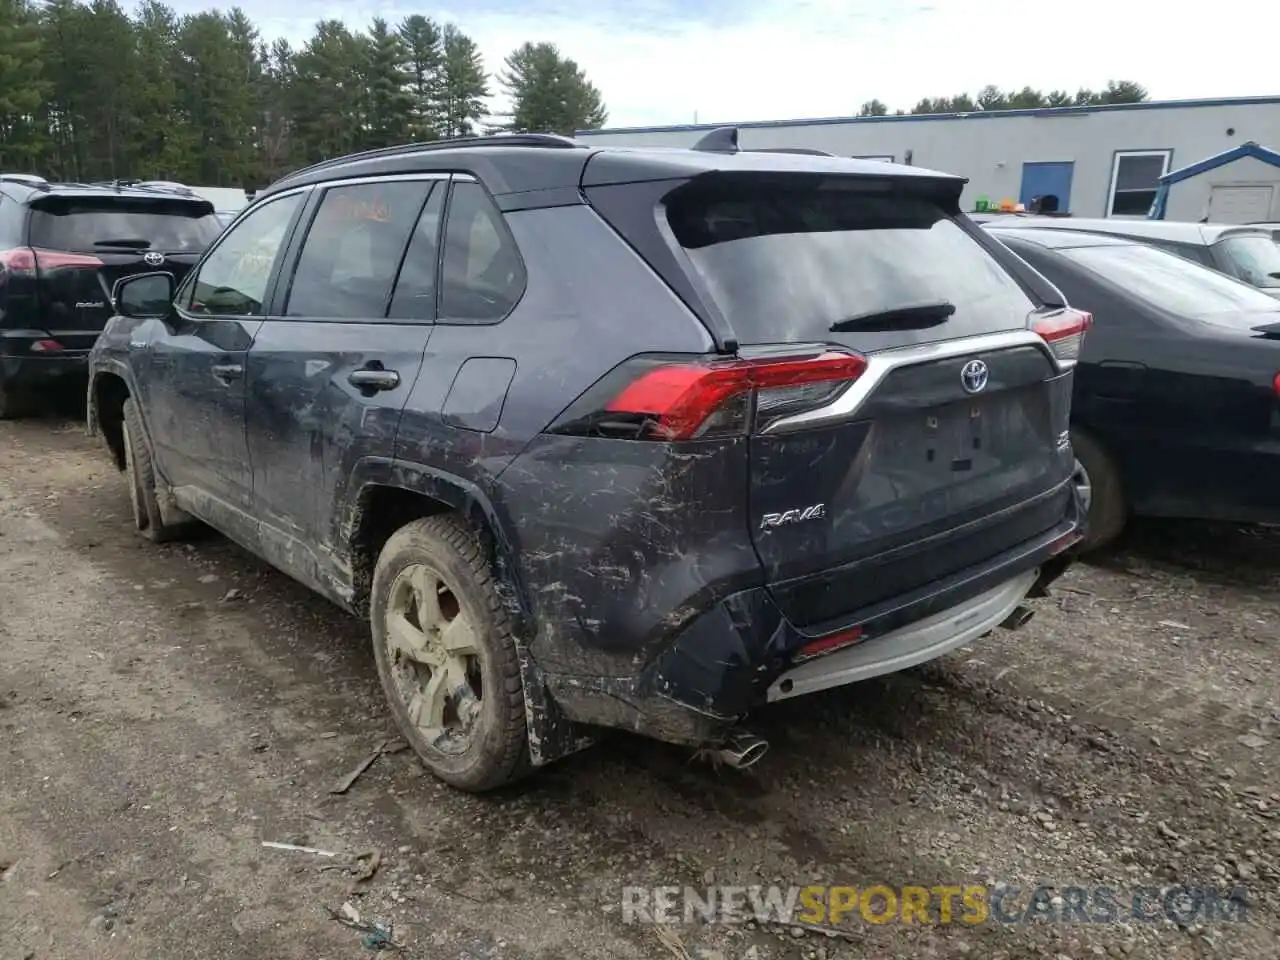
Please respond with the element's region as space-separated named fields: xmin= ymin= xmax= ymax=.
xmin=575 ymin=96 xmax=1280 ymax=219
xmin=1150 ymin=141 xmax=1280 ymax=222
xmin=189 ymin=185 xmax=251 ymax=214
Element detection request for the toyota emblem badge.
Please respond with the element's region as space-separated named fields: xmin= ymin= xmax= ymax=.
xmin=960 ymin=359 xmax=989 ymax=394
xmin=143 ymin=251 xmax=165 ymax=266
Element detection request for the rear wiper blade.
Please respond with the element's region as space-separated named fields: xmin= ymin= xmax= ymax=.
xmin=829 ymin=301 xmax=956 ymax=333
xmin=93 ymin=238 xmax=151 ymax=248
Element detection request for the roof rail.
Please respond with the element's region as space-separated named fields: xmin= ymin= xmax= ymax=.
xmin=749 ymin=147 xmax=837 ymax=157
xmin=1 ymin=173 xmax=49 ymax=188
xmin=690 ymin=127 xmax=740 ymax=153
xmin=277 ymin=133 xmax=583 ymax=185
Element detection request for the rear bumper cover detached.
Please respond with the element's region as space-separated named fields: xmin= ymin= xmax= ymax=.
xmin=544 ymin=480 xmax=1083 ymax=746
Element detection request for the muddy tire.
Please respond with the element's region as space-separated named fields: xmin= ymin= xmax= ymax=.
xmin=1071 ymin=429 xmax=1127 ymax=552
xmin=371 ymin=515 xmax=530 ymax=792
xmin=121 ymin=398 xmax=185 ymax=543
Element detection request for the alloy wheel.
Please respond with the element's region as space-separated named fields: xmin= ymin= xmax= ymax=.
xmin=382 ymin=563 xmax=484 ymax=755
xmin=1072 ymin=457 xmax=1093 ymax=515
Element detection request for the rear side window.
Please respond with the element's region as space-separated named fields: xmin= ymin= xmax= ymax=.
xmin=388 ymin=185 xmax=446 ymax=321
xmin=665 ymin=182 xmax=1037 ymax=345
xmin=1215 ymin=235 xmax=1280 ymax=290
xmin=1061 ymin=242 xmax=1280 ymax=327
xmin=29 ymin=198 xmax=221 ymax=252
xmin=438 ymin=181 xmax=525 ymax=323
xmin=286 ymin=180 xmax=432 ymax=319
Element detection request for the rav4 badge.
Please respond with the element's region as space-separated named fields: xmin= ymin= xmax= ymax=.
xmin=760 ymin=503 xmax=827 ymax=530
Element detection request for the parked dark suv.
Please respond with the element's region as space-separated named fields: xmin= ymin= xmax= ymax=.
xmin=87 ymin=132 xmax=1086 ymax=791
xmin=0 ymin=174 xmax=222 ymax=417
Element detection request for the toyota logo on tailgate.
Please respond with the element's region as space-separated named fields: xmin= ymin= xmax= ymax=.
xmin=960 ymin=359 xmax=989 ymax=394
xmin=143 ymin=251 xmax=165 ymax=266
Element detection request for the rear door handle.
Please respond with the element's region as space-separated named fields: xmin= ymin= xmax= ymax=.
xmin=211 ymin=363 xmax=243 ymax=382
xmin=348 ymin=369 xmax=400 ymax=391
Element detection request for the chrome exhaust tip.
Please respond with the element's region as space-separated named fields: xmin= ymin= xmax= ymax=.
xmin=999 ymin=604 xmax=1035 ymax=631
xmin=718 ymin=731 xmax=769 ymax=770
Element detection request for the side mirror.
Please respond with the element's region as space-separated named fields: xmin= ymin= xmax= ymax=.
xmin=113 ymin=271 xmax=175 ymax=319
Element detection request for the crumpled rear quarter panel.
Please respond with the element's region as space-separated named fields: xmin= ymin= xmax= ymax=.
xmin=495 ymin=433 xmax=763 ymax=678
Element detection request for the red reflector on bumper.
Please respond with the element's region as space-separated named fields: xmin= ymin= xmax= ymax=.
xmin=795 ymin=626 xmax=864 ymax=661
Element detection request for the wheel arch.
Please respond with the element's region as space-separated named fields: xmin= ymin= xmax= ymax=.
xmin=342 ymin=461 xmax=588 ymax=768
xmin=88 ymin=361 xmax=141 ymax=471
xmin=343 ymin=462 xmax=532 ymax=630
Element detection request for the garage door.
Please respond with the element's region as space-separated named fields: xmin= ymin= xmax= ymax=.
xmin=1207 ymin=184 xmax=1275 ymax=223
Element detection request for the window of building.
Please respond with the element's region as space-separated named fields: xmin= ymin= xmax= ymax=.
xmin=285 ymin=180 xmax=431 ymax=320
xmin=1107 ymin=150 xmax=1172 ymax=218
xmin=438 ymin=181 xmax=526 ymax=323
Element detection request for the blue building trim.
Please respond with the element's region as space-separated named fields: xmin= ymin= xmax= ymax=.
xmin=576 ymin=95 xmax=1280 ymax=138
xmin=1158 ymin=140 xmax=1280 ymax=184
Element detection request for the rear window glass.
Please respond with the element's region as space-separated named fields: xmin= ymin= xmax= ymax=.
xmin=30 ymin=199 xmax=222 ymax=253
xmin=665 ymin=184 xmax=1036 ymax=345
xmin=1061 ymin=242 xmax=1280 ymax=327
xmin=1215 ymin=234 xmax=1280 ymax=290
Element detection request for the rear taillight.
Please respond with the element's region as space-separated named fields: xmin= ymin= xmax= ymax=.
xmin=551 ymin=351 xmax=867 ymax=441
xmin=1033 ymin=308 xmax=1092 ymax=365
xmin=0 ymin=247 xmax=104 ymax=276
xmin=0 ymin=247 xmax=37 ymax=275
xmin=1272 ymin=372 xmax=1280 ymax=397
xmin=30 ymin=339 xmax=64 ymax=353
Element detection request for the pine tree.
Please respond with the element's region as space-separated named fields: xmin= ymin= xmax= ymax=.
xmin=440 ymin=25 xmax=489 ymax=138
xmin=397 ymin=15 xmax=443 ymax=140
xmin=364 ymin=18 xmax=414 ymax=149
xmin=0 ymin=0 xmax=49 ymax=168
xmin=499 ymin=42 xmax=606 ymax=136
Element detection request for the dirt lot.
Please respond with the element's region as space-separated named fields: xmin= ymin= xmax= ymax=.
xmin=1 ymin=415 xmax=1277 ymax=960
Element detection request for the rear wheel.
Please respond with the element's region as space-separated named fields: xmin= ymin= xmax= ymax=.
xmin=1071 ymin=429 xmax=1127 ymax=552
xmin=371 ymin=515 xmax=530 ymax=792
xmin=121 ymin=398 xmax=186 ymax=543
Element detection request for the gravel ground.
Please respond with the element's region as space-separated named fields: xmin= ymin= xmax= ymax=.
xmin=1 ymin=415 xmax=1277 ymax=960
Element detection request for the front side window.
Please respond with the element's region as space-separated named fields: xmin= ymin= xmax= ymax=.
xmin=1108 ymin=151 xmax=1171 ymax=217
xmin=1062 ymin=242 xmax=1280 ymax=328
xmin=438 ymin=181 xmax=526 ymax=323
xmin=1215 ymin=234 xmax=1280 ymax=291
xmin=286 ymin=180 xmax=433 ymax=319
xmin=185 ymin=192 xmax=304 ymax=317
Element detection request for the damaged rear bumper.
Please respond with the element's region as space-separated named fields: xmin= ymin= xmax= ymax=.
xmin=542 ymin=498 xmax=1082 ymax=747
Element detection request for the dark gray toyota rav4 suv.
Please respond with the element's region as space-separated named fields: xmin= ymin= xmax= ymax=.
xmin=87 ymin=132 xmax=1087 ymax=791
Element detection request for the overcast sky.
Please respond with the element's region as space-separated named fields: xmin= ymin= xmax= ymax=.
xmin=175 ymin=0 xmax=1280 ymax=129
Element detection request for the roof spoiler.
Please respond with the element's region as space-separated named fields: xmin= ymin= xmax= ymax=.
xmin=689 ymin=127 xmax=835 ymax=157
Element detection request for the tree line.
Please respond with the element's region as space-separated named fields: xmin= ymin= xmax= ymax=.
xmin=0 ymin=0 xmax=608 ymax=189
xmin=857 ymin=80 xmax=1150 ymax=117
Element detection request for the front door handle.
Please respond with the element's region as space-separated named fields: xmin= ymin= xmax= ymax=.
xmin=211 ymin=363 xmax=243 ymax=382
xmin=348 ymin=369 xmax=400 ymax=391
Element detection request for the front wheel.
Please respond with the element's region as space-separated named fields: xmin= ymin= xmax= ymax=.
xmin=121 ymin=398 xmax=187 ymax=543
xmin=370 ymin=515 xmax=530 ymax=792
